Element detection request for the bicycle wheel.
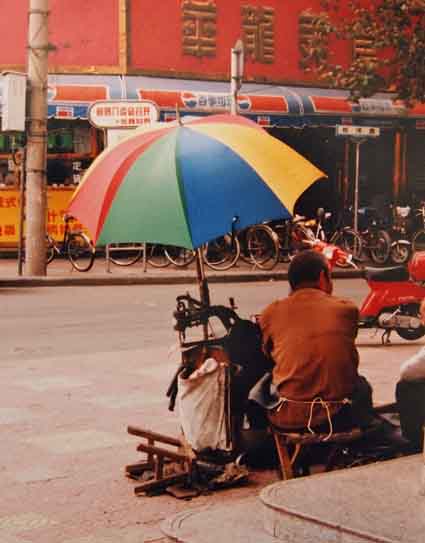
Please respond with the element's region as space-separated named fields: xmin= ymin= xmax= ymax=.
xmin=238 ymin=229 xmax=255 ymax=264
xmin=246 ymin=224 xmax=280 ymax=270
xmin=331 ymin=228 xmax=363 ymax=262
xmin=147 ymin=244 xmax=171 ymax=268
xmin=108 ymin=243 xmax=143 ymax=266
xmin=46 ymin=234 xmax=56 ymax=264
xmin=412 ymin=229 xmax=425 ymax=253
xmin=390 ymin=241 xmax=411 ymax=264
xmin=369 ymin=229 xmax=391 ymax=265
xmin=274 ymin=222 xmax=293 ymax=263
xmin=67 ymin=233 xmax=96 ymax=272
xmin=164 ymin=246 xmax=196 ymax=267
xmin=203 ymin=234 xmax=241 ymax=271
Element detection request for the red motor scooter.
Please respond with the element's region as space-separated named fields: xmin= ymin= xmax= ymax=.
xmin=310 ymin=240 xmax=425 ymax=344
xmin=302 ymin=237 xmax=355 ymax=270
xmin=358 ymin=252 xmax=425 ymax=344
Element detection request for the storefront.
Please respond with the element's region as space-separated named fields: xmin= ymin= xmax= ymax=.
xmin=0 ymin=74 xmax=123 ymax=184
xmin=125 ymin=75 xmax=425 ymax=216
xmin=0 ymin=75 xmax=122 ymax=246
xmin=406 ymin=122 xmax=425 ymax=200
xmin=1 ymin=74 xmax=425 ymax=246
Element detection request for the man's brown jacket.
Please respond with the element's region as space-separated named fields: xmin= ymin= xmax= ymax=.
xmin=259 ymin=287 xmax=359 ymax=429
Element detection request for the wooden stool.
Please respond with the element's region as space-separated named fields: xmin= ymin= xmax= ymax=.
xmin=269 ymin=424 xmax=365 ymax=480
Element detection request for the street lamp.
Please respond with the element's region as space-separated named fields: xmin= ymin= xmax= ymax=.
xmin=230 ymin=39 xmax=244 ymax=115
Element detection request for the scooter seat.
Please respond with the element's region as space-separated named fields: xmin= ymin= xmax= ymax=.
xmin=365 ymin=265 xmax=410 ymax=282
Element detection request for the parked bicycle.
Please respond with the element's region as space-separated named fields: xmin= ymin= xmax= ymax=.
xmin=108 ymin=243 xmax=175 ymax=268
xmin=244 ymin=209 xmax=362 ymax=270
xmin=412 ymin=201 xmax=425 ymax=253
xmin=356 ymin=207 xmax=391 ymax=265
xmin=388 ymin=204 xmax=412 ymax=264
xmin=238 ymin=214 xmax=331 ymax=271
xmin=47 ymin=214 xmax=95 ymax=272
xmin=109 ymin=234 xmax=241 ymax=272
xmin=312 ymin=208 xmax=363 ymax=264
xmin=167 ymin=234 xmax=241 ymax=271
xmin=203 ymin=234 xmax=241 ymax=271
xmin=239 ymin=223 xmax=280 ymax=270
xmin=237 ymin=218 xmax=299 ymax=270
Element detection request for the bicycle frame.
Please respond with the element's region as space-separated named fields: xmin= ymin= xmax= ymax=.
xmin=47 ymin=215 xmax=96 ymax=273
xmin=48 ymin=216 xmax=74 ymax=258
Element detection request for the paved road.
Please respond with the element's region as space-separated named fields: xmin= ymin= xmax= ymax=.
xmin=1 ymin=280 xmax=420 ymax=543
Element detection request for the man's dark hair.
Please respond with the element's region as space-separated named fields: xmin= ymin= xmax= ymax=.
xmin=288 ymin=250 xmax=330 ymax=290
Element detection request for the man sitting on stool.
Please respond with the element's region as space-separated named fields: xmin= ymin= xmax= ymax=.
xmin=258 ymin=250 xmax=374 ymax=433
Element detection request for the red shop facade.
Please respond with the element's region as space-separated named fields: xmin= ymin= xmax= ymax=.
xmin=0 ymin=0 xmax=424 ymax=215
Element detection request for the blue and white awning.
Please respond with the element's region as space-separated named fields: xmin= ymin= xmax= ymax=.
xmin=1 ymin=73 xmax=424 ymax=127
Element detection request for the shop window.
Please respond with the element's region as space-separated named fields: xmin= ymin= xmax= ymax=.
xmin=0 ymin=133 xmax=25 ymax=154
xmin=47 ymin=132 xmax=74 ymax=153
xmin=47 ymin=159 xmax=73 ymax=185
xmin=0 ymin=135 xmax=8 ymax=153
xmin=10 ymin=133 xmax=25 ymax=149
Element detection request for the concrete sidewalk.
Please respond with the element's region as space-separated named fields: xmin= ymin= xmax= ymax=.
xmin=0 ymin=255 xmax=363 ymax=287
xmin=161 ymin=454 xmax=424 ymax=543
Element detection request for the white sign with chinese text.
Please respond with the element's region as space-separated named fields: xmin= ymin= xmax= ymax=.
xmin=88 ymin=100 xmax=159 ymax=129
xmin=1 ymin=72 xmax=27 ymax=132
xmin=335 ymin=125 xmax=380 ymax=138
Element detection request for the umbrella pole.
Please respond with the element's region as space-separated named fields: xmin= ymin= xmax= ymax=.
xmin=195 ymin=248 xmax=211 ymax=340
xmin=196 ymin=248 xmax=210 ymax=306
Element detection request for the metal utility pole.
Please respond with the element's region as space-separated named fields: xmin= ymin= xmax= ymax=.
xmin=25 ymin=0 xmax=49 ymax=275
xmin=335 ymin=125 xmax=380 ymax=233
xmin=352 ymin=138 xmax=366 ymax=234
xmin=230 ymin=39 xmax=244 ymax=115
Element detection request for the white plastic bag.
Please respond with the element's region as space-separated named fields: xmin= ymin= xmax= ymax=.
xmin=177 ymin=358 xmax=229 ymax=452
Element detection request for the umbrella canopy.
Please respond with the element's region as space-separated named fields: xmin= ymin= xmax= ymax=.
xmin=68 ymin=114 xmax=325 ymax=249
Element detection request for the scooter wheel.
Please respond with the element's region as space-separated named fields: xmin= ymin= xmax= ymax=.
xmin=396 ymin=302 xmax=425 ymax=340
xmin=396 ymin=326 xmax=425 ymax=341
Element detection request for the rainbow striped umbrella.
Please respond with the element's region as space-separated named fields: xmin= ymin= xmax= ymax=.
xmin=68 ymin=114 xmax=325 ymax=249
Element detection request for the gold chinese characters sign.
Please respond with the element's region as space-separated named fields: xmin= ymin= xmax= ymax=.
xmin=241 ymin=5 xmax=275 ymax=64
xmin=298 ymin=10 xmax=330 ymax=70
xmin=182 ymin=0 xmax=217 ymax=57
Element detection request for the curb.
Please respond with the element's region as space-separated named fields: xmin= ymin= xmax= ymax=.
xmin=0 ymin=268 xmax=364 ymax=288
